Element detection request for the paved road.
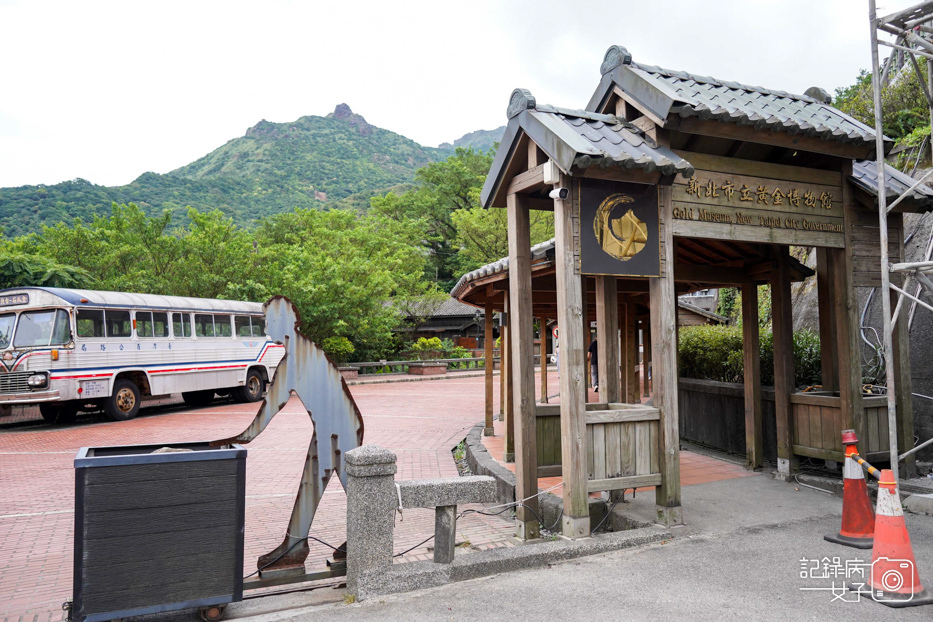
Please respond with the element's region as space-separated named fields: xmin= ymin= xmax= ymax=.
xmin=0 ymin=376 xmax=517 ymax=622
xmin=253 ymin=475 xmax=933 ymax=622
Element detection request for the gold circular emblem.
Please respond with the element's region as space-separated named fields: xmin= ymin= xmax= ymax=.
xmin=593 ymin=193 xmax=648 ymax=261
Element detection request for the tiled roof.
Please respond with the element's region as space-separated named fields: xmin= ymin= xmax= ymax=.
xmin=850 ymin=161 xmax=933 ymax=209
xmin=450 ymin=238 xmax=555 ymax=298
xmin=480 ymin=89 xmax=694 ymax=208
xmin=590 ymin=45 xmax=887 ymax=151
xmin=534 ymin=104 xmax=695 ymax=174
xmin=404 ymin=296 xmax=483 ymax=319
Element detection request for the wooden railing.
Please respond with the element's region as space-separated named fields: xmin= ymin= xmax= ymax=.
xmin=535 ymin=402 xmax=662 ymax=492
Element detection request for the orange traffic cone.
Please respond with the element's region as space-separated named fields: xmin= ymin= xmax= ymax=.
xmin=864 ymin=469 xmax=933 ymax=607
xmin=824 ymin=430 xmax=874 ymax=549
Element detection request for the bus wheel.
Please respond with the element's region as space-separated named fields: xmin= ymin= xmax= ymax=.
xmin=39 ymin=402 xmax=78 ymax=425
xmin=182 ymin=390 xmax=215 ymax=408
xmin=235 ymin=370 xmax=265 ymax=403
xmin=104 ymin=380 xmax=141 ymax=421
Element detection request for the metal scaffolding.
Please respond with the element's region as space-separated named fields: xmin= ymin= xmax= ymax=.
xmin=869 ymin=0 xmax=933 ymax=482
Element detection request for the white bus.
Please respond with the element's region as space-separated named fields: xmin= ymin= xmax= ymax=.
xmin=0 ymin=287 xmax=284 ymax=424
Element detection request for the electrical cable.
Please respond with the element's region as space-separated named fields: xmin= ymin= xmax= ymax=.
xmin=243 ymin=534 xmax=346 ymax=581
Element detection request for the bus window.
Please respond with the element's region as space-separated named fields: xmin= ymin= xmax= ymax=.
xmin=13 ymin=309 xmax=71 ymax=347
xmin=52 ymin=310 xmax=70 ymax=344
xmin=194 ymin=314 xmax=215 ymax=337
xmin=153 ymin=312 xmax=169 ymax=337
xmin=215 ymin=315 xmax=232 ymax=337
xmin=136 ymin=312 xmax=153 ymax=337
xmin=251 ymin=317 xmax=266 ymax=337
xmin=172 ymin=313 xmax=191 ymax=338
xmin=77 ymin=309 xmax=105 ymax=338
xmin=0 ymin=313 xmax=14 ymax=348
xmin=235 ymin=315 xmax=251 ymax=337
xmin=107 ymin=310 xmax=132 ymax=338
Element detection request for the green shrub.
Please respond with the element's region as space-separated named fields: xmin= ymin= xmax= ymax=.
xmin=678 ymin=325 xmax=822 ymax=388
xmin=411 ymin=336 xmax=443 ymax=360
xmin=322 ymin=336 xmax=355 ymax=366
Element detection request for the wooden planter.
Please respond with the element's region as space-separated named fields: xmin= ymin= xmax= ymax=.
xmin=72 ymin=442 xmax=246 ymax=622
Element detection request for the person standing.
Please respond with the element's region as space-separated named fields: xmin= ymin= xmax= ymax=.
xmin=587 ymin=334 xmax=598 ymax=392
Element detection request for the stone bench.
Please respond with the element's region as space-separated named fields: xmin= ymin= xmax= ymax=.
xmin=398 ymin=477 xmax=497 ymax=563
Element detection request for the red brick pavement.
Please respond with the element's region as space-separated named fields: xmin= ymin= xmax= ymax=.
xmin=0 ymin=377 xmax=517 ymax=622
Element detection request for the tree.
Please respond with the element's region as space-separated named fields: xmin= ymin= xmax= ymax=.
xmin=370 ymin=147 xmax=496 ymax=290
xmin=834 ymin=65 xmax=930 ymax=142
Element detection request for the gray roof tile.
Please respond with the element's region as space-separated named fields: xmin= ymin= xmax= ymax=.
xmin=850 ymin=161 xmax=933 ymax=208
xmin=597 ymin=59 xmax=883 ymax=148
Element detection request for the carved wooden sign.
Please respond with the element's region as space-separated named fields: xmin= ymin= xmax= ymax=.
xmin=670 ymin=152 xmax=846 ymax=248
xmin=579 ymin=178 xmax=661 ymax=277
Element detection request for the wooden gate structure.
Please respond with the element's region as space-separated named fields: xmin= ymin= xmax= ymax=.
xmin=451 ymin=45 xmax=933 ymax=540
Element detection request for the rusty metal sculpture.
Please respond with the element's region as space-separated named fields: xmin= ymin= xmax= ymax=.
xmin=213 ymin=296 xmax=364 ymax=575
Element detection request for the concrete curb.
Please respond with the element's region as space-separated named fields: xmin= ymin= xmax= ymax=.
xmin=357 ymin=524 xmax=672 ymax=600
xmin=346 ymin=371 xmax=497 ymax=386
xmin=463 ymin=423 xmax=610 ymax=531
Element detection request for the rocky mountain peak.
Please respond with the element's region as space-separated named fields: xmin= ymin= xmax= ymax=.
xmin=328 ymin=103 xmax=373 ymax=136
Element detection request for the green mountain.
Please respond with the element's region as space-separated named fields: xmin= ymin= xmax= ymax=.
xmin=0 ymin=105 xmax=499 ymax=237
xmin=439 ymin=126 xmax=505 ymax=152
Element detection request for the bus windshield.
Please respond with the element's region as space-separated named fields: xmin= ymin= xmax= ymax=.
xmin=12 ymin=309 xmax=71 ymax=348
xmin=0 ymin=313 xmax=13 ymax=348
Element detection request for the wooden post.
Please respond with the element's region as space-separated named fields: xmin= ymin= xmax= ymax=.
xmin=503 ymin=299 xmax=514 ymax=462
xmin=499 ymin=303 xmax=507 ymax=421
xmin=636 ymin=321 xmax=644 ymax=399
xmin=816 ymin=248 xmax=839 ymax=392
xmin=484 ymin=300 xmax=495 ymax=436
xmin=582 ymin=275 xmax=590 ymax=401
xmin=837 ymin=163 xmax=865 ymax=449
xmin=741 ymin=282 xmax=763 ymax=470
xmin=539 ymin=317 xmax=549 ymax=404
xmin=649 ymin=182 xmax=682 ymax=526
xmin=508 ymin=192 xmax=539 ymax=540
xmin=624 ymin=301 xmax=638 ymax=403
xmin=554 ymin=174 xmax=590 ymax=538
xmin=643 ymin=325 xmax=651 ymax=397
xmin=596 ymin=276 xmax=620 ymax=403
xmin=771 ymin=245 xmax=797 ymax=480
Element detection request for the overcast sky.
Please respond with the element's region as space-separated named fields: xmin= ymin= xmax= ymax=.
xmin=0 ymin=0 xmax=919 ymax=188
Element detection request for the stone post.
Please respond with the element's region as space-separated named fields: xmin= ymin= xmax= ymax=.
xmin=345 ymin=445 xmax=397 ymax=598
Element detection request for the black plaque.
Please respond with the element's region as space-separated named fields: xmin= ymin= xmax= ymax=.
xmin=579 ymin=179 xmax=660 ymax=277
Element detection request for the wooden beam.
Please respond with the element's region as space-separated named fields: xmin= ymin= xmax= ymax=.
xmin=816 ymin=248 xmax=839 ymax=392
xmin=507 ymin=164 xmax=545 ymax=195
xmin=670 ymin=116 xmax=874 ymax=160
xmin=577 ymin=166 xmax=661 ymax=185
xmin=540 ymin=317 xmax=549 ymax=404
xmin=771 ymin=245 xmax=797 ymax=479
xmin=650 ymin=180 xmax=683 ymax=526
xmin=555 ymin=174 xmax=590 ymax=538
xmin=742 ymin=282 xmax=763 ymax=470
xmin=596 ymin=276 xmax=621 ymax=403
xmin=508 ymin=192 xmax=539 ymax=540
xmin=484 ymin=300 xmax=495 ymax=436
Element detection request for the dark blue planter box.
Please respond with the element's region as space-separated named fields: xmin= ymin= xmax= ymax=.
xmin=72 ymin=442 xmax=246 ymax=622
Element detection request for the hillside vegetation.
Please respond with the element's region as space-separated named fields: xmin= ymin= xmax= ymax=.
xmin=0 ymin=104 xmax=460 ymax=236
